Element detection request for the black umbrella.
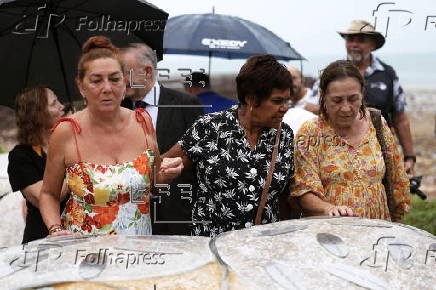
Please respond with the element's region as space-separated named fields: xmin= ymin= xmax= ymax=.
xmin=0 ymin=0 xmax=168 ymax=108
xmin=163 ymin=13 xmax=304 ymax=75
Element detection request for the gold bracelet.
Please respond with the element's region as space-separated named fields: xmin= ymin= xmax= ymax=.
xmin=48 ymin=223 xmax=62 ymax=232
xmin=49 ymin=226 xmax=64 ymax=235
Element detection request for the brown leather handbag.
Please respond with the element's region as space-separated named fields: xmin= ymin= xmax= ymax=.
xmin=369 ymin=108 xmax=395 ymax=218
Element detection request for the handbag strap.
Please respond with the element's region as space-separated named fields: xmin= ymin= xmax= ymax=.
xmin=255 ymin=123 xmax=282 ymax=225
xmin=369 ymin=108 xmax=395 ymax=217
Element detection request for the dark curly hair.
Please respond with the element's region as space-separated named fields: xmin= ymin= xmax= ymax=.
xmin=15 ymin=86 xmax=50 ymax=145
xmin=236 ymin=54 xmax=293 ymax=106
xmin=319 ymin=60 xmax=366 ymax=120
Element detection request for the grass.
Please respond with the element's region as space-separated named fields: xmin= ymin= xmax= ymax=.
xmin=402 ymin=195 xmax=436 ymax=235
xmin=0 ymin=146 xmax=6 ymax=153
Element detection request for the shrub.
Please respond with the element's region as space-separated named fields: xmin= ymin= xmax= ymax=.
xmin=402 ymin=195 xmax=436 ymax=235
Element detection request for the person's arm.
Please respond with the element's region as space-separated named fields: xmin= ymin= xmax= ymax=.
xmin=20 ymin=181 xmax=42 ymax=207
xmin=393 ymin=112 xmax=415 ymax=177
xmin=291 ymin=120 xmax=356 ymax=217
xmin=39 ymin=123 xmax=74 ymax=236
xmin=162 ymin=143 xmax=193 ymax=170
xmin=163 ymin=111 xmax=206 ymax=171
xmin=160 ymin=112 xmax=208 ymax=188
xmin=21 ymin=180 xmax=69 ymax=208
xmin=8 ymin=147 xmax=44 ymax=207
xmin=382 ymin=117 xmax=411 ymax=222
xmin=299 ymin=192 xmax=356 ymax=217
xmin=139 ymin=110 xmax=184 ymax=187
xmin=304 ymin=103 xmax=320 ymax=115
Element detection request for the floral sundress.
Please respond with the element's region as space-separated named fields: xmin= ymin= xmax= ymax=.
xmin=292 ymin=116 xmax=410 ymax=220
xmin=54 ymin=109 xmax=155 ymax=235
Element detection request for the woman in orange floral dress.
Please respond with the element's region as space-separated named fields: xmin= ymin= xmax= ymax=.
xmin=292 ymin=60 xmax=410 ymax=221
xmin=39 ymin=36 xmax=183 ymax=236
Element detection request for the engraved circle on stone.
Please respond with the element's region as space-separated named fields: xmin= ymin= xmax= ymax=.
xmin=317 ymin=233 xmax=348 ymax=258
xmin=249 ymin=185 xmax=255 ymax=192
xmin=250 ymin=168 xmax=257 ymax=175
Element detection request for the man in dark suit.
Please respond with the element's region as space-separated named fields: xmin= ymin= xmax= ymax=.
xmin=120 ymin=43 xmax=204 ymax=235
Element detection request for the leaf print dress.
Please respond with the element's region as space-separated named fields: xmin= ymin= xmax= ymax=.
xmin=179 ymin=106 xmax=295 ymax=237
xmin=54 ymin=110 xmax=155 ymax=235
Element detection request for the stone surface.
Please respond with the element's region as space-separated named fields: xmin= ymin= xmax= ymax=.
xmin=215 ymin=217 xmax=436 ymax=290
xmin=0 ymin=190 xmax=25 ymax=247
xmin=0 ymin=218 xmax=434 ymax=289
xmin=0 ymin=153 xmax=25 ymax=247
xmin=0 ymin=235 xmax=246 ymax=289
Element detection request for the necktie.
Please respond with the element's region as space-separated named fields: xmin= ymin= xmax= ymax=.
xmin=135 ymin=100 xmax=147 ymax=109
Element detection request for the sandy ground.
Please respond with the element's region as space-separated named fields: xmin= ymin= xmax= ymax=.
xmin=405 ymin=89 xmax=436 ymax=200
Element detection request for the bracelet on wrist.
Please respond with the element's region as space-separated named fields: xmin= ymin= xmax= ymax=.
xmin=404 ymin=155 xmax=416 ymax=163
xmin=48 ymin=224 xmax=63 ymax=235
xmin=48 ymin=223 xmax=62 ymax=231
xmin=49 ymin=227 xmax=64 ymax=235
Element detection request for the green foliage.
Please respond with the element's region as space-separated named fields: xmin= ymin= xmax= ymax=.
xmin=0 ymin=146 xmax=6 ymax=153
xmin=402 ymin=195 xmax=436 ymax=236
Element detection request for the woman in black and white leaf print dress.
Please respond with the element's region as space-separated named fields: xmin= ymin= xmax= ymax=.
xmin=165 ymin=55 xmax=295 ymax=237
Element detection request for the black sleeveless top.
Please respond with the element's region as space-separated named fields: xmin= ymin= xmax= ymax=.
xmin=8 ymin=145 xmax=68 ymax=244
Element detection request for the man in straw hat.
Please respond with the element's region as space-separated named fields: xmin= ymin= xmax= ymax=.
xmin=311 ymin=19 xmax=416 ymax=176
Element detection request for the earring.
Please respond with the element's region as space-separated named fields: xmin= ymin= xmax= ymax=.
xmin=249 ymin=106 xmax=253 ymax=113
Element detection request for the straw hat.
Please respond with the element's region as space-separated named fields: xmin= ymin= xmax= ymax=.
xmin=338 ymin=20 xmax=385 ymax=50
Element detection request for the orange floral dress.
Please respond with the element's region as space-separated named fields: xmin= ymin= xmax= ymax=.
xmin=54 ymin=109 xmax=155 ymax=235
xmin=291 ymin=116 xmax=410 ymax=220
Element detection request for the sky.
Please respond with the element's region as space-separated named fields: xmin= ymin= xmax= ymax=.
xmin=150 ymin=0 xmax=436 ymax=87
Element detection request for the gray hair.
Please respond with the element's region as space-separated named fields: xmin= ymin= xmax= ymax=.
xmin=123 ymin=43 xmax=158 ymax=80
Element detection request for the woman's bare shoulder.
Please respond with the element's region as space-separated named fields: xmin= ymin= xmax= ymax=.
xmin=50 ymin=110 xmax=86 ymax=141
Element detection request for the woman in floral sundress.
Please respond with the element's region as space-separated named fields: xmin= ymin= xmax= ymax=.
xmin=39 ymin=36 xmax=183 ymax=236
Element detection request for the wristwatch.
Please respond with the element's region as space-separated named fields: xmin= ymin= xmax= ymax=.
xmin=404 ymin=155 xmax=416 ymax=163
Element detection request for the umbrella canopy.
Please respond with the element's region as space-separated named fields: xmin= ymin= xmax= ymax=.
xmin=163 ymin=13 xmax=304 ymax=61
xmin=0 ymin=0 xmax=168 ymax=108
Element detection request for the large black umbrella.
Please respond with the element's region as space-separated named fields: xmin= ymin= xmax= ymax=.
xmin=0 ymin=0 xmax=168 ymax=108
xmin=163 ymin=13 xmax=304 ymax=75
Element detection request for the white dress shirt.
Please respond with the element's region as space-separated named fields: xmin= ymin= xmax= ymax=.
xmin=140 ymin=82 xmax=160 ymax=129
xmin=283 ymin=107 xmax=316 ymax=134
